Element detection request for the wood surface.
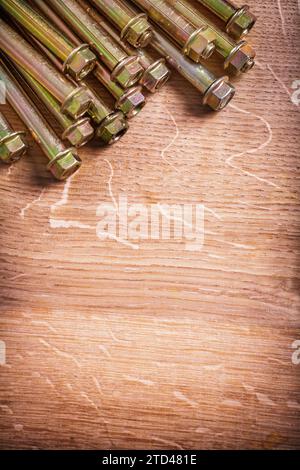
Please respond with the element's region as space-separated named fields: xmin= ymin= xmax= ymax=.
xmin=0 ymin=0 xmax=300 ymax=450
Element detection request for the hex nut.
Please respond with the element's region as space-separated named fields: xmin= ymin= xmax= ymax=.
xmin=140 ymin=59 xmax=171 ymax=93
xmin=203 ymin=78 xmax=235 ymax=111
xmin=0 ymin=133 xmax=27 ymax=164
xmin=184 ymin=27 xmax=216 ymax=62
xmin=62 ymin=117 xmax=94 ymax=147
xmin=112 ymin=56 xmax=144 ymax=89
xmin=61 ymin=87 xmax=92 ymax=119
xmin=122 ymin=14 xmax=153 ymax=48
xmin=63 ymin=44 xmax=97 ymax=81
xmin=227 ymin=7 xmax=257 ymax=40
xmin=96 ymin=112 xmax=129 ymax=145
xmin=116 ymin=86 xmax=146 ymax=119
xmin=48 ymin=150 xmax=82 ymax=180
xmin=226 ymin=42 xmax=256 ymax=75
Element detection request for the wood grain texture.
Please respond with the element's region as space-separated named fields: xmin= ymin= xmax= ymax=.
xmin=0 ymin=0 xmax=300 ymax=450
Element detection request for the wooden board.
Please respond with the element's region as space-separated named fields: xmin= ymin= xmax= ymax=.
xmin=0 ymin=0 xmax=300 ymax=450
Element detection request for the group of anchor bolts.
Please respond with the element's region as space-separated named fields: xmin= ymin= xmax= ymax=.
xmin=0 ymin=0 xmax=257 ymax=180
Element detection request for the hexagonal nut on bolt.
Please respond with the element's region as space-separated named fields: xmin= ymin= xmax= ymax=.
xmin=226 ymin=42 xmax=256 ymax=75
xmin=0 ymin=132 xmax=27 ymax=164
xmin=184 ymin=28 xmax=216 ymax=62
xmin=141 ymin=59 xmax=171 ymax=93
xmin=62 ymin=117 xmax=94 ymax=147
xmin=112 ymin=56 xmax=144 ymax=89
xmin=96 ymin=112 xmax=129 ymax=145
xmin=48 ymin=149 xmax=82 ymax=180
xmin=61 ymin=87 xmax=92 ymax=119
xmin=116 ymin=86 xmax=146 ymax=119
xmin=122 ymin=14 xmax=153 ymax=48
xmin=63 ymin=44 xmax=97 ymax=81
xmin=203 ymin=78 xmax=235 ymax=111
xmin=227 ymin=7 xmax=257 ymax=40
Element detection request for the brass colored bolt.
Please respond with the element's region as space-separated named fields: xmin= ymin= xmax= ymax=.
xmin=85 ymin=84 xmax=129 ymax=145
xmin=45 ymin=0 xmax=144 ymax=89
xmin=169 ymin=0 xmax=255 ymax=74
xmin=0 ymin=18 xmax=92 ymax=119
xmin=0 ymin=59 xmax=81 ymax=180
xmin=0 ymin=0 xmax=97 ymax=81
xmin=195 ymin=0 xmax=256 ymax=39
xmin=20 ymin=29 xmax=131 ymax=144
xmin=89 ymin=0 xmax=153 ymax=48
xmin=79 ymin=0 xmax=171 ymax=93
xmin=0 ymin=111 xmax=27 ymax=163
xmin=151 ymin=29 xmax=235 ymax=111
xmin=131 ymin=0 xmax=216 ymax=62
xmin=15 ymin=64 xmax=94 ymax=148
xmin=93 ymin=64 xmax=146 ymax=119
xmin=30 ymin=1 xmax=146 ymax=119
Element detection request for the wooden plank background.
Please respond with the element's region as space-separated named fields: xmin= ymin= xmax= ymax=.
xmin=0 ymin=0 xmax=300 ymax=450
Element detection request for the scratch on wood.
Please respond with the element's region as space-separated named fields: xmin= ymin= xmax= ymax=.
xmin=39 ymin=338 xmax=81 ymax=368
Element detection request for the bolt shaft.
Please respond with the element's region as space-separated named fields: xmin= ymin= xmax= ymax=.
xmin=29 ymin=1 xmax=146 ymax=118
xmin=45 ymin=0 xmax=143 ymax=88
xmin=198 ymin=0 xmax=236 ymax=21
xmin=151 ymin=29 xmax=234 ymax=110
xmin=0 ymin=59 xmax=81 ymax=178
xmin=89 ymin=0 xmax=152 ymax=47
xmin=1 ymin=0 xmax=74 ymax=62
xmin=131 ymin=0 xmax=216 ymax=61
xmin=0 ymin=0 xmax=96 ymax=80
xmin=169 ymin=0 xmax=255 ymax=72
xmin=78 ymin=0 xmax=170 ymax=93
xmin=14 ymin=62 xmax=93 ymax=146
xmin=168 ymin=0 xmax=232 ymax=58
xmin=0 ymin=19 xmax=91 ymax=118
xmin=195 ymin=0 xmax=256 ymax=39
xmin=152 ymin=29 xmax=214 ymax=93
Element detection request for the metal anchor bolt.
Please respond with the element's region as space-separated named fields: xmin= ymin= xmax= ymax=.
xmin=151 ymin=29 xmax=235 ymax=111
xmin=195 ymin=0 xmax=256 ymax=40
xmin=15 ymin=64 xmax=94 ymax=148
xmin=0 ymin=18 xmax=92 ymax=119
xmin=0 ymin=59 xmax=81 ymax=180
xmin=169 ymin=0 xmax=255 ymax=74
xmin=131 ymin=0 xmax=216 ymax=62
xmin=44 ymin=0 xmax=144 ymax=89
xmin=22 ymin=30 xmax=130 ymax=145
xmin=78 ymin=0 xmax=170 ymax=93
xmin=0 ymin=0 xmax=97 ymax=81
xmin=89 ymin=0 xmax=153 ymax=48
xmin=0 ymin=110 xmax=27 ymax=163
xmin=30 ymin=0 xmax=146 ymax=119
xmin=85 ymin=84 xmax=129 ymax=145
xmin=93 ymin=64 xmax=146 ymax=119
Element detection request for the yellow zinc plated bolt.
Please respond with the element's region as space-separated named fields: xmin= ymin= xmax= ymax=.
xmin=23 ymin=32 xmax=130 ymax=145
xmin=78 ymin=0 xmax=171 ymax=93
xmin=195 ymin=0 xmax=256 ymax=39
xmin=0 ymin=110 xmax=27 ymax=163
xmin=16 ymin=64 xmax=94 ymax=148
xmin=45 ymin=0 xmax=144 ymax=89
xmin=85 ymin=84 xmax=129 ymax=145
xmin=0 ymin=59 xmax=81 ymax=180
xmin=0 ymin=0 xmax=97 ymax=81
xmin=168 ymin=0 xmax=255 ymax=74
xmin=89 ymin=0 xmax=153 ymax=48
xmin=0 ymin=19 xmax=92 ymax=119
xmin=93 ymin=64 xmax=146 ymax=119
xmin=151 ymin=29 xmax=235 ymax=111
xmin=29 ymin=1 xmax=146 ymax=119
xmin=131 ymin=0 xmax=216 ymax=63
